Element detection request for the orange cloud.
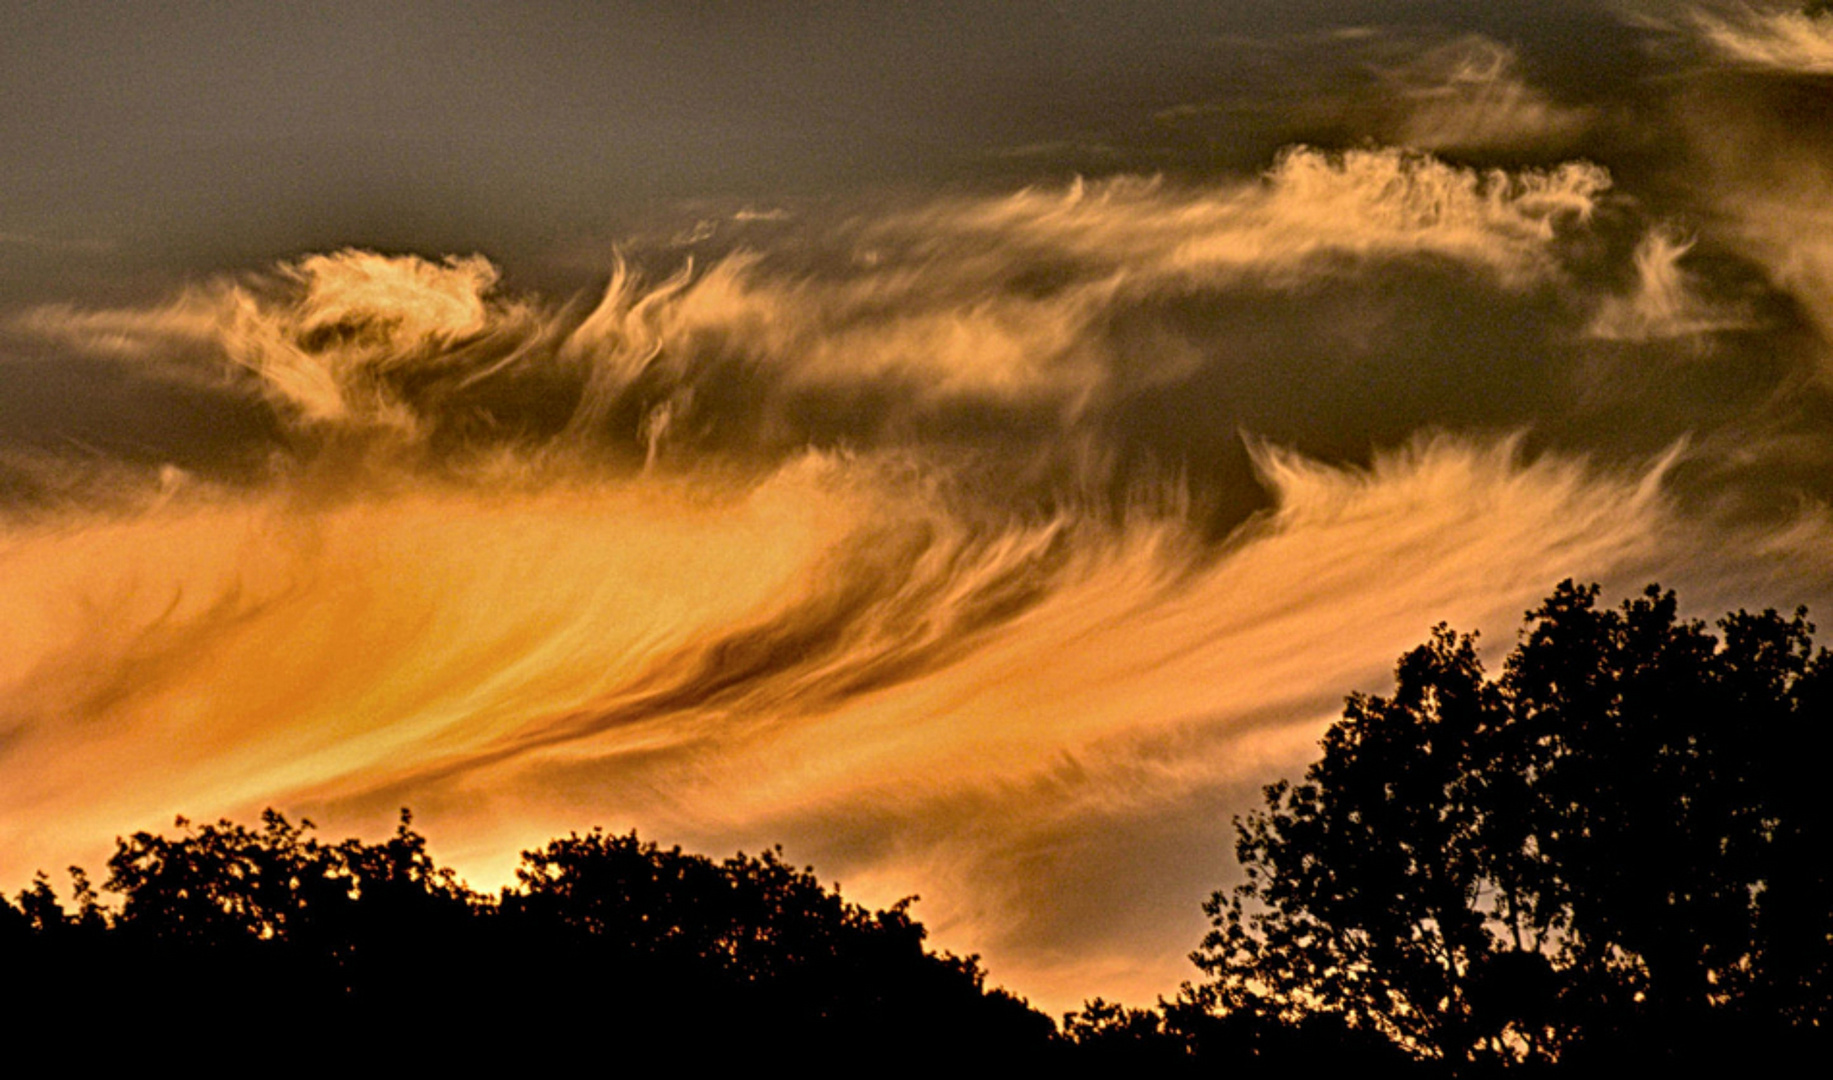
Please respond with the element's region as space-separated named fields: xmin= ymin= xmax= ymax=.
xmin=1689 ymin=2 xmax=1833 ymax=73
xmin=1388 ymin=37 xmax=1596 ymax=153
xmin=17 ymin=146 xmax=1616 ymax=443
xmin=1588 ymin=227 xmax=1754 ymax=343
xmin=0 ymin=432 xmax=1689 ymax=1011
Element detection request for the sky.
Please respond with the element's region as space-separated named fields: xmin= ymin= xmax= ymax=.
xmin=5 ymin=0 xmax=1833 ymax=1014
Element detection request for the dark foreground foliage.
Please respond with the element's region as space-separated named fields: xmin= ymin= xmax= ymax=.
xmin=3 ymin=812 xmax=1052 ymax=1064
xmin=1185 ymin=581 xmax=1833 ymax=1074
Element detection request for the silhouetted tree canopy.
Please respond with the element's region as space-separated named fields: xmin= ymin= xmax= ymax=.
xmin=3 ymin=811 xmax=1052 ymax=1064
xmin=1190 ymin=581 xmax=1833 ymax=1072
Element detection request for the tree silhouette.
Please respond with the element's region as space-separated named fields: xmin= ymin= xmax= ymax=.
xmin=498 ymin=828 xmax=1053 ymax=1058
xmin=4 ymin=811 xmax=1055 ymax=1063
xmin=1192 ymin=581 xmax=1832 ymax=1071
xmin=1059 ymin=997 xmax=1196 ymax=1073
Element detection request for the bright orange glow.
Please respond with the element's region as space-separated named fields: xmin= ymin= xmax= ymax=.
xmin=9 ymin=129 xmax=1833 ymax=1014
xmin=0 ymin=426 xmax=1713 ymax=1009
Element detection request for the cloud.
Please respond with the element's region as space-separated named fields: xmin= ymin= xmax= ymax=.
xmin=913 ymin=147 xmax=1611 ymax=291
xmin=561 ymin=251 xmax=1121 ymax=420
xmin=1588 ymin=227 xmax=1754 ymax=342
xmin=15 ymin=293 xmax=225 ymax=362
xmin=4 ymin=145 xmax=1793 ymax=1014
xmin=1689 ymin=2 xmax=1833 ymax=73
xmin=0 ymin=456 xmax=874 ymax=874
xmin=1700 ymin=147 xmax=1833 ymax=364
xmin=1386 ymin=36 xmax=1596 ymax=153
xmin=0 ymin=429 xmax=1685 ymax=1011
xmin=15 ymin=252 xmax=546 ymax=433
xmin=14 ymin=147 xmax=1616 ymax=460
xmin=1746 ymin=205 xmax=1833 ymax=338
xmin=1151 ymin=30 xmax=1598 ymax=167
xmin=569 ymin=148 xmax=1611 ymax=420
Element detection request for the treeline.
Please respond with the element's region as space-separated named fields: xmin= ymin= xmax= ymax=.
xmin=0 ymin=814 xmax=1411 ymax=1070
xmin=6 ymin=582 xmax=1830 ymax=1071
xmin=0 ymin=807 xmax=1371 ymax=1070
xmin=4 ymin=813 xmax=1055 ymax=1065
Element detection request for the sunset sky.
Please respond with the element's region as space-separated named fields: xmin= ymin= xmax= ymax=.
xmin=6 ymin=1 xmax=1833 ymax=1013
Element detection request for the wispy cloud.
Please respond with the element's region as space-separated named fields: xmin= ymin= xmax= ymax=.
xmin=1689 ymin=2 xmax=1833 ymax=73
xmin=0 ymin=429 xmax=1683 ymax=1009
xmin=1387 ymin=36 xmax=1596 ymax=153
xmin=1695 ymin=134 xmax=1833 ymax=367
xmin=14 ymin=147 xmax=1616 ymax=453
xmin=915 ymin=147 xmax=1610 ymax=290
xmin=1744 ymin=202 xmax=1833 ymax=339
xmin=1588 ymin=227 xmax=1754 ymax=342
xmin=15 ymin=252 xmax=544 ymax=431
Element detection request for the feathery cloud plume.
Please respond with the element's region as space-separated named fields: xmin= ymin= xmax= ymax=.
xmin=1690 ymin=2 xmax=1833 ymax=73
xmin=0 ymin=430 xmax=1683 ymax=1012
xmin=1588 ymin=227 xmax=1754 ymax=342
xmin=1387 ymin=37 xmax=1595 ymax=153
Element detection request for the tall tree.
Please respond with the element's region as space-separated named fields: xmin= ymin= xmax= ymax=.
xmin=1192 ymin=582 xmax=1832 ymax=1070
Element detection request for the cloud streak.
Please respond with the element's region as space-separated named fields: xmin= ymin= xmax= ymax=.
xmin=917 ymin=147 xmax=1610 ymax=290
xmin=0 ymin=422 xmax=1688 ymax=1008
xmin=15 ymin=147 xmax=1615 ymax=467
xmin=1588 ymin=227 xmax=1754 ymax=342
xmin=1689 ymin=2 xmax=1833 ymax=73
xmin=1388 ymin=37 xmax=1596 ymax=153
